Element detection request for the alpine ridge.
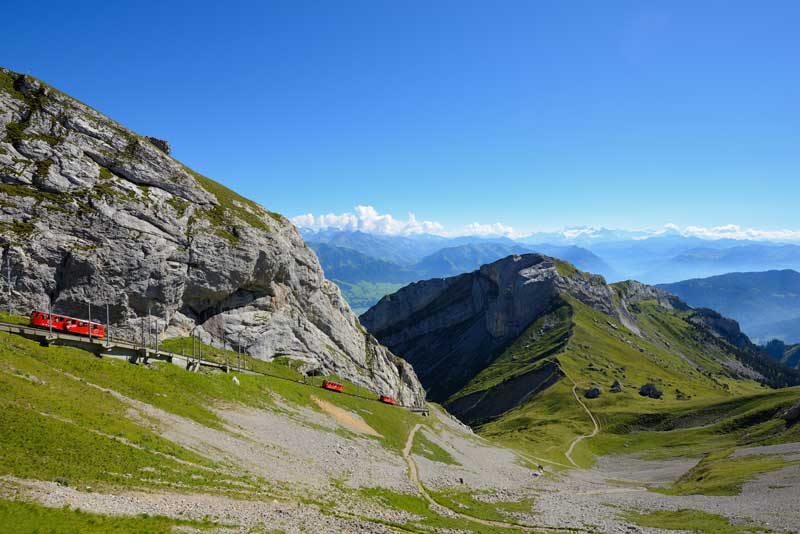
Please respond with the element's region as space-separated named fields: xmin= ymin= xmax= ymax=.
xmin=361 ymin=253 xmax=799 ymax=420
xmin=0 ymin=67 xmax=425 ymax=406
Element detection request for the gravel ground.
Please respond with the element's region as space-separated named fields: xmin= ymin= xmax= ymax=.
xmin=81 ymin=375 xmax=415 ymax=495
xmin=412 ymin=425 xmax=540 ymax=491
xmin=0 ymin=476 xmax=396 ymax=533
xmin=529 ymin=452 xmax=800 ymax=533
xmin=220 ymin=405 xmax=413 ymax=492
xmin=5 ymin=379 xmax=800 ymax=533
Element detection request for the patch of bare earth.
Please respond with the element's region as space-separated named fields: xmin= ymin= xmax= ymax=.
xmin=310 ymin=395 xmax=382 ymax=437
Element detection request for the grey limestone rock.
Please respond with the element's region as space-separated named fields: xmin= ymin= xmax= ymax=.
xmin=361 ymin=253 xmax=620 ymax=401
xmin=638 ymin=383 xmax=663 ymax=399
xmin=610 ymin=379 xmax=623 ymax=393
xmin=584 ymin=387 xmax=601 ymax=399
xmin=0 ymin=68 xmax=425 ymax=407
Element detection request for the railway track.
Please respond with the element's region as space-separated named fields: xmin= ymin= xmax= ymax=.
xmin=0 ymin=320 xmax=428 ymax=414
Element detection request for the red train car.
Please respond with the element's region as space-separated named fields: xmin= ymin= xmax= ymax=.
xmin=322 ymin=380 xmax=344 ymax=393
xmin=30 ymin=310 xmax=105 ymax=338
xmin=379 ymin=395 xmax=397 ymax=405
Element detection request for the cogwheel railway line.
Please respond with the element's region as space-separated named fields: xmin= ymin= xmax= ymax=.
xmin=0 ymin=319 xmax=428 ymax=415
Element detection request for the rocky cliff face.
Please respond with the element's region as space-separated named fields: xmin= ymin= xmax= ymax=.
xmin=360 ymin=254 xmax=618 ymax=400
xmin=361 ymin=253 xmax=798 ymax=405
xmin=764 ymin=340 xmax=800 ymax=370
xmin=687 ymin=308 xmax=751 ymax=349
xmin=0 ymin=68 xmax=425 ymax=406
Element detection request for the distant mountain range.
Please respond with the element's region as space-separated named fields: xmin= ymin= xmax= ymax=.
xmin=584 ymin=237 xmax=800 ymax=284
xmin=306 ymin=234 xmax=614 ymax=311
xmin=643 ymin=244 xmax=800 ymax=284
xmin=658 ymin=270 xmax=800 ymax=344
xmin=303 ymin=229 xmax=453 ymax=265
xmin=303 ymin=229 xmax=800 ymax=312
xmin=307 ymin=242 xmax=417 ymax=284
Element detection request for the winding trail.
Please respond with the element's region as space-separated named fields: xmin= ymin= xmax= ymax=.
xmin=402 ymin=424 xmax=584 ymax=533
xmin=564 ymin=382 xmax=600 ymax=467
xmin=558 ymin=365 xmax=600 ymax=468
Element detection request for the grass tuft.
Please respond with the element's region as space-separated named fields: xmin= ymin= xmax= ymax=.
xmin=0 ymin=498 xmax=225 ymax=533
xmin=411 ymin=429 xmax=460 ymax=465
xmin=623 ymin=508 xmax=770 ymax=534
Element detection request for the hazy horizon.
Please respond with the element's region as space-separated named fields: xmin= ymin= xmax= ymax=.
xmin=292 ymin=205 xmax=800 ymax=242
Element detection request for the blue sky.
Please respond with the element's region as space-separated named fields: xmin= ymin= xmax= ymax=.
xmin=2 ymin=1 xmax=798 ymax=236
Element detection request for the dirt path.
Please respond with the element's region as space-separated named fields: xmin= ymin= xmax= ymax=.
xmin=517 ymin=450 xmax=573 ymax=470
xmin=564 ymin=382 xmax=600 ymax=467
xmin=402 ymin=424 xmax=584 ymax=533
xmin=559 ymin=366 xmax=600 ymax=468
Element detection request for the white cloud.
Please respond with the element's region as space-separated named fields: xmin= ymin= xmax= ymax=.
xmin=291 ymin=208 xmax=800 ymax=243
xmin=677 ymin=224 xmax=800 ymax=242
xmin=561 ymin=227 xmax=601 ymax=240
xmin=291 ymin=205 xmax=445 ymax=236
xmin=461 ymin=222 xmax=521 ymax=238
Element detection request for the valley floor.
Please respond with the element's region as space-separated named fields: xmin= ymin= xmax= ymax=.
xmin=3 ymin=410 xmax=800 ymax=533
xmin=532 ymin=444 xmax=800 ymax=533
xmin=2 ymin=329 xmax=800 ymax=533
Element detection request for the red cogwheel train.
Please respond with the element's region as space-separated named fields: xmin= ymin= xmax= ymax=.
xmin=28 ymin=310 xmax=400 ymax=405
xmin=322 ymin=380 xmax=397 ymax=405
xmin=29 ymin=310 xmax=106 ymax=338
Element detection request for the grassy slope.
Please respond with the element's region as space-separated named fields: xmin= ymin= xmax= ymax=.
xmin=357 ymin=487 xmax=531 ymax=534
xmin=474 ymin=292 xmax=800 ymax=467
xmin=0 ymin=332 xmax=255 ymax=493
xmin=0 ymin=499 xmax=222 ymax=534
xmin=0 ymin=327 xmax=425 ymax=493
xmin=411 ymin=429 xmax=460 ymax=465
xmin=427 ymin=488 xmax=536 ymax=524
xmin=623 ymin=509 xmax=771 ymax=534
xmin=659 ymin=448 xmax=795 ymax=496
xmin=0 ymin=327 xmax=539 ymax=533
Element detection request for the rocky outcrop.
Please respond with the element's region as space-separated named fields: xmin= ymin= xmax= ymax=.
xmin=639 ymin=383 xmax=663 ymax=399
xmin=363 ymin=252 xmax=774 ymax=404
xmin=0 ymin=68 xmax=425 ymax=407
xmin=783 ymin=345 xmax=800 ymax=370
xmin=765 ymin=339 xmax=790 ymax=360
xmin=764 ymin=340 xmax=800 ymax=370
xmin=145 ymin=136 xmax=171 ymax=155
xmin=613 ymin=280 xmax=688 ymax=310
xmin=688 ymin=308 xmax=751 ymax=349
xmin=584 ymin=387 xmax=601 ymax=399
xmin=611 ymin=280 xmax=689 ymax=335
xmin=781 ymin=401 xmax=800 ymax=426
